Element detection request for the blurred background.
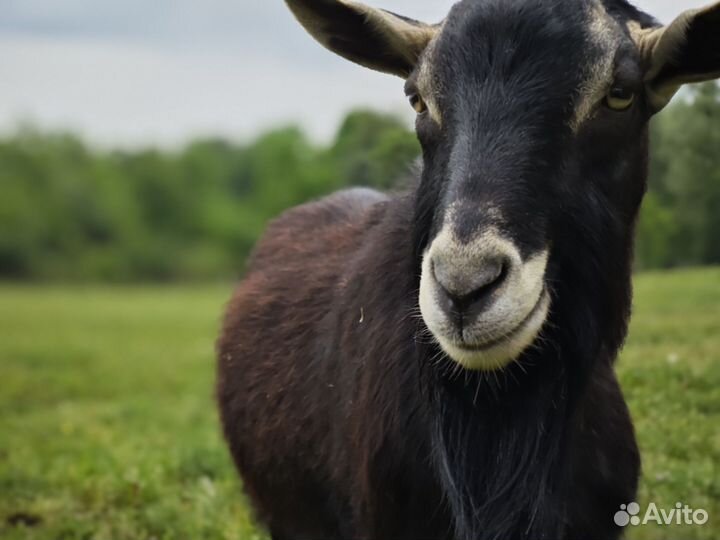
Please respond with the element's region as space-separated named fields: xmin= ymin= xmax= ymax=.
xmin=0 ymin=1 xmax=718 ymax=539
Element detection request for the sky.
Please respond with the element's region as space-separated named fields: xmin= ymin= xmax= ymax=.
xmin=0 ymin=1 xmax=710 ymax=147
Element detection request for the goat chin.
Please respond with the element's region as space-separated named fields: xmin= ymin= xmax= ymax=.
xmin=433 ymin=290 xmax=552 ymax=371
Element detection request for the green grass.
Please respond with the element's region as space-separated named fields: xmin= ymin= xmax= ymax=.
xmin=1 ymin=268 xmax=718 ymax=539
xmin=0 ymin=285 xmax=260 ymax=539
xmin=618 ymin=269 xmax=720 ymax=540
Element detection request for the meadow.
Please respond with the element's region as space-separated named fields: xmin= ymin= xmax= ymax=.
xmin=1 ymin=268 xmax=718 ymax=539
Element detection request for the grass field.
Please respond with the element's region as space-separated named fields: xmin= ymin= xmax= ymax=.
xmin=1 ymin=268 xmax=718 ymax=539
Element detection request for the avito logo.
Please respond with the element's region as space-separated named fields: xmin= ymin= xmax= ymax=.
xmin=615 ymin=502 xmax=709 ymax=528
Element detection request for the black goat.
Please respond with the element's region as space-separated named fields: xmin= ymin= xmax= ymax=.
xmin=217 ymin=1 xmax=720 ymax=539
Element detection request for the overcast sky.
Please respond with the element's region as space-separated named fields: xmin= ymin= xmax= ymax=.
xmin=0 ymin=1 xmax=709 ymax=147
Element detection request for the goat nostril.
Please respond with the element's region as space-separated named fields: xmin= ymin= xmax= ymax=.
xmin=460 ymin=261 xmax=507 ymax=308
xmin=432 ymin=257 xmax=508 ymax=316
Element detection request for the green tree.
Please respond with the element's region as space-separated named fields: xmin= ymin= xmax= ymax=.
xmin=330 ymin=110 xmax=419 ymax=189
xmin=638 ymin=82 xmax=720 ymax=268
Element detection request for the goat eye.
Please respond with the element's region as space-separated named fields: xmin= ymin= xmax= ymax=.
xmin=605 ymin=86 xmax=635 ymax=111
xmin=408 ymin=94 xmax=427 ymax=114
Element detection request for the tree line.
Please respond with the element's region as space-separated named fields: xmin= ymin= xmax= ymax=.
xmin=0 ymin=83 xmax=718 ymax=281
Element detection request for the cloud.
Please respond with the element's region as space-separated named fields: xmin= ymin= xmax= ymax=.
xmin=0 ymin=0 xmax=712 ymax=147
xmin=0 ymin=33 xmax=410 ymax=147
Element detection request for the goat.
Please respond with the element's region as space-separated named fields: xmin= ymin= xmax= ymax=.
xmin=217 ymin=1 xmax=720 ymax=539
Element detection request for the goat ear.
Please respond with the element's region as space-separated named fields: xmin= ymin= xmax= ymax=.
xmin=285 ymin=0 xmax=437 ymax=78
xmin=632 ymin=2 xmax=720 ymax=111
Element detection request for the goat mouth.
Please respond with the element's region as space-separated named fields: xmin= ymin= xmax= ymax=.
xmin=453 ymin=287 xmax=550 ymax=353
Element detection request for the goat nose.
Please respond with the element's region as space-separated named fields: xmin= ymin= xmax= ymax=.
xmin=432 ymin=256 xmax=507 ymax=321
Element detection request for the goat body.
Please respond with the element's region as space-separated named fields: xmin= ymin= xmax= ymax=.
xmin=217 ymin=188 xmax=640 ymax=540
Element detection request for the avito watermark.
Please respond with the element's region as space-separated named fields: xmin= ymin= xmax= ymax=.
xmin=614 ymin=502 xmax=709 ymax=528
